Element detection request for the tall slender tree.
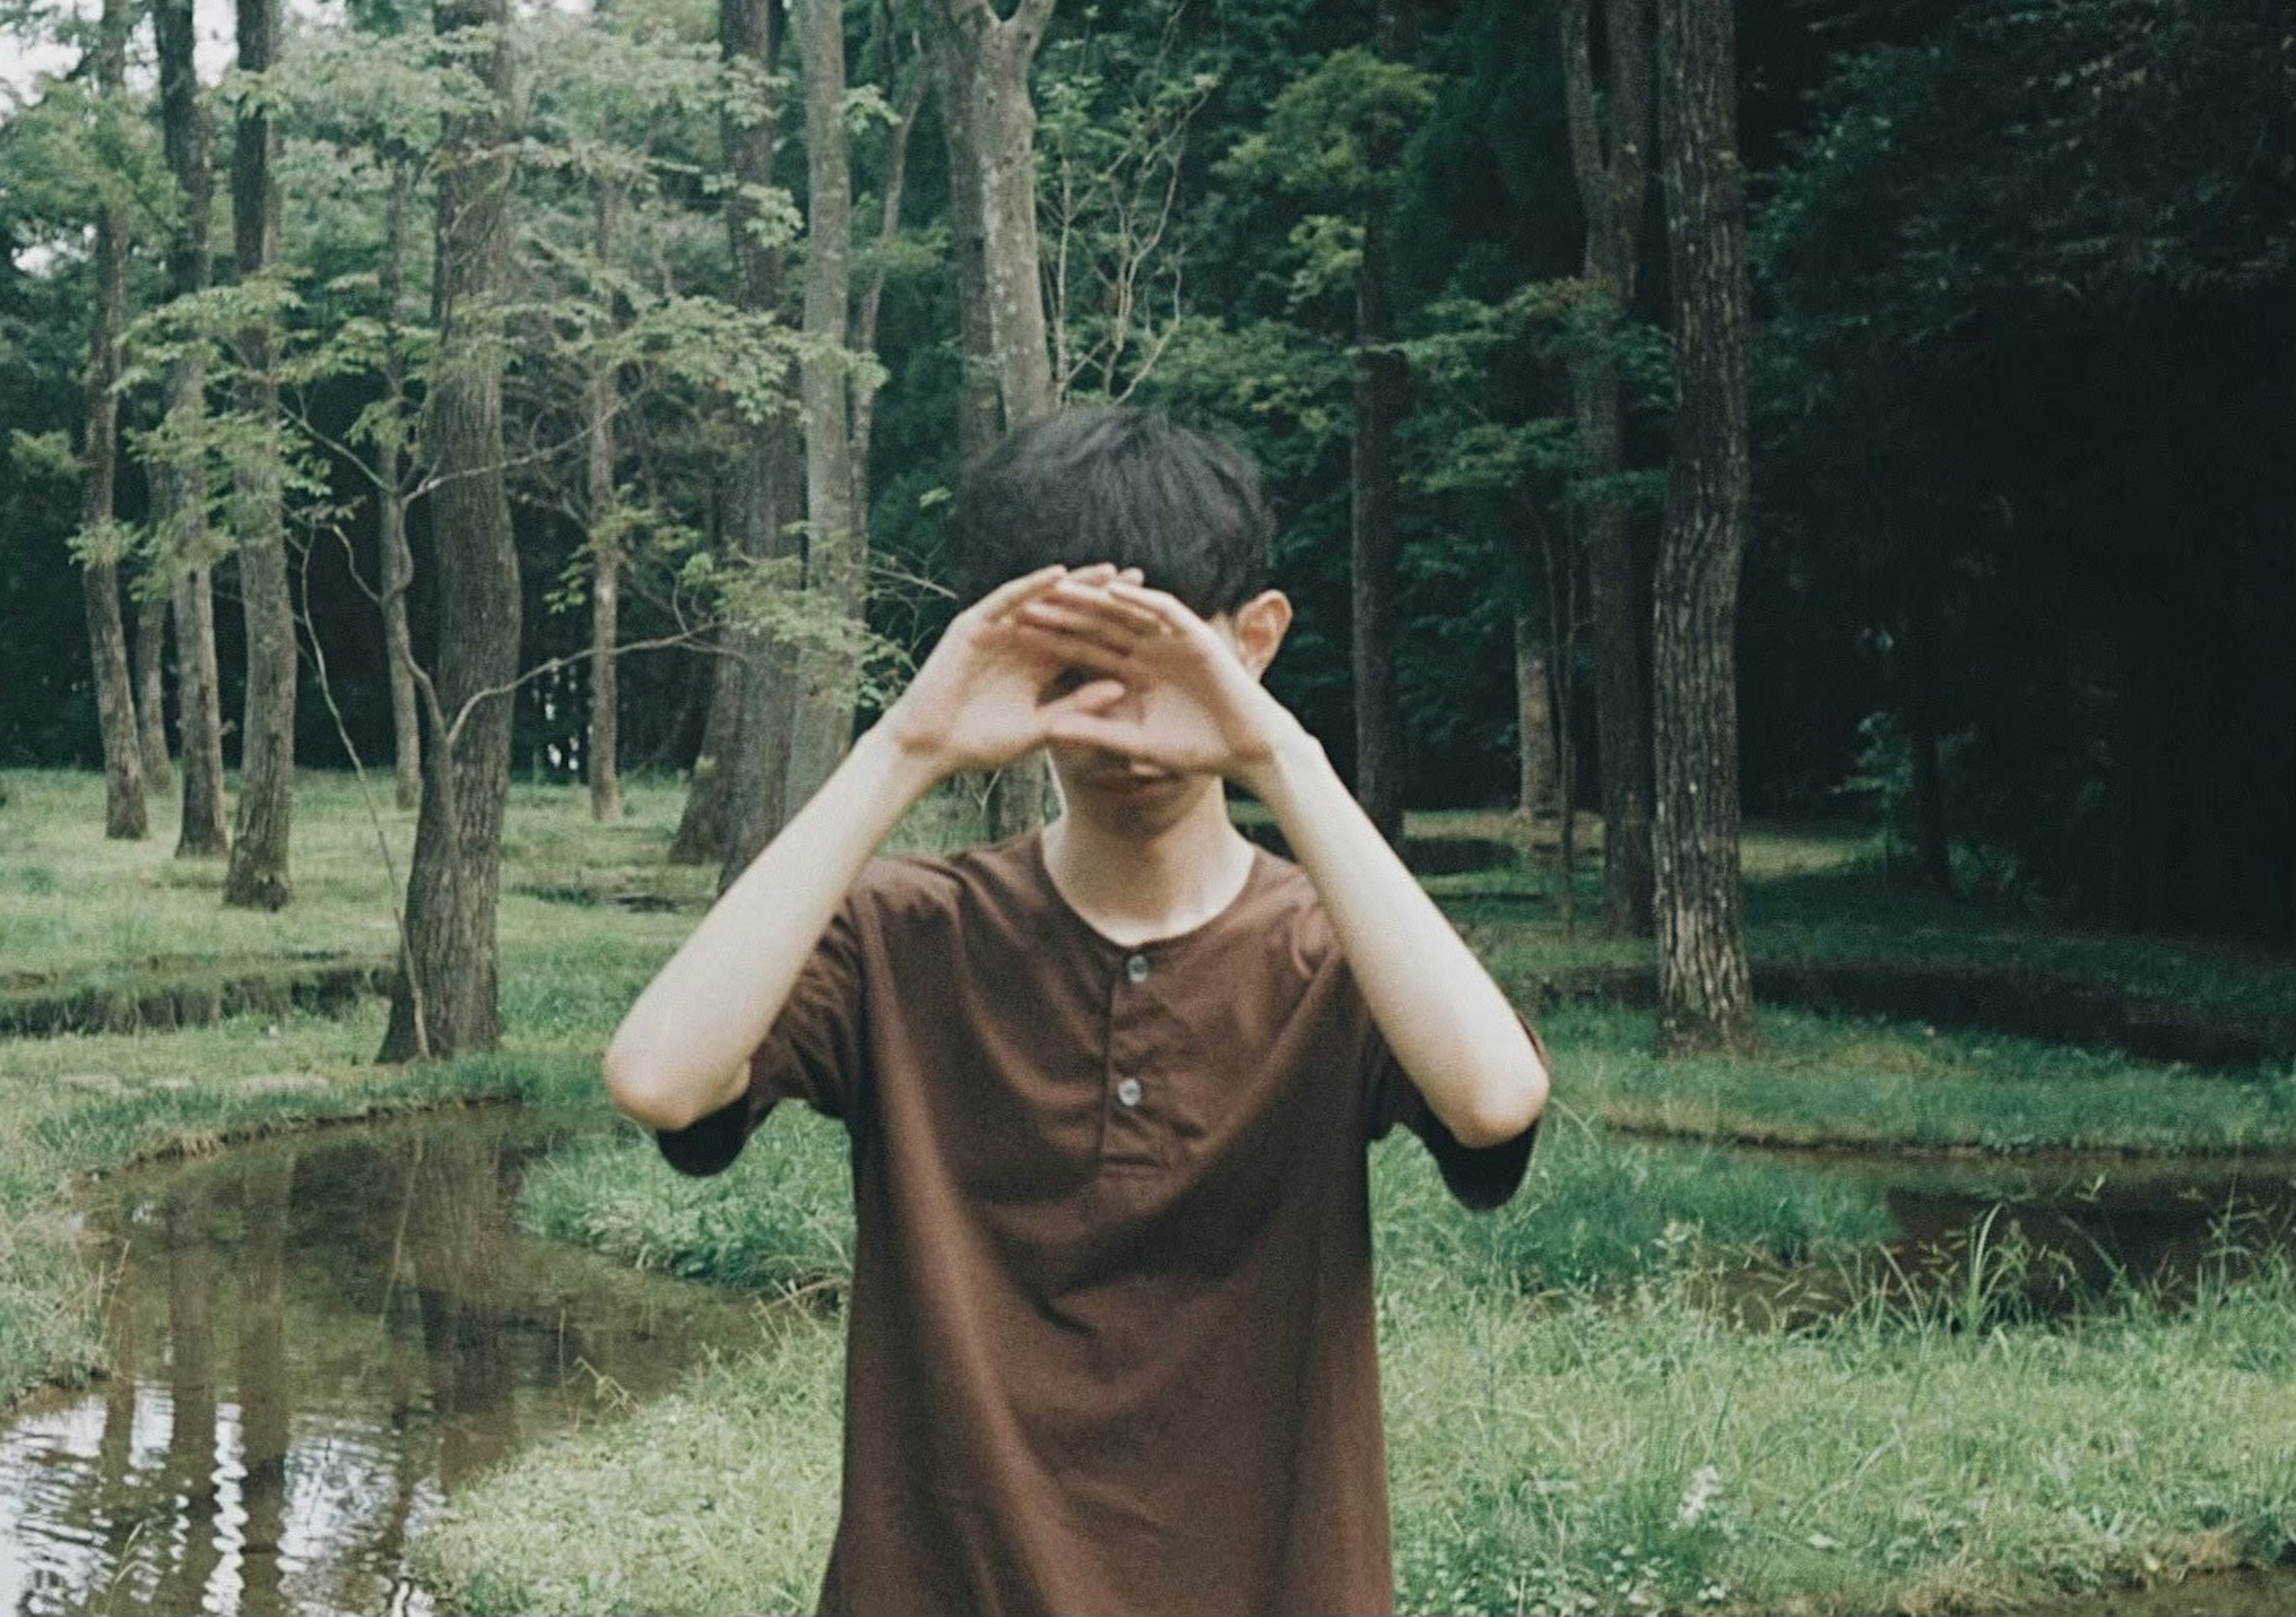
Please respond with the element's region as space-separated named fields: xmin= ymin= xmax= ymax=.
xmin=1560 ymin=0 xmax=1656 ymax=935
xmin=223 ymin=0 xmax=298 ymax=908
xmin=781 ymin=0 xmax=860 ymax=816
xmin=711 ymin=0 xmax=806 ymax=886
xmin=924 ymin=0 xmax=1059 ymax=840
xmin=586 ymin=177 xmax=626 ymax=824
xmin=1651 ymin=0 xmax=1757 ymax=1052
xmin=1349 ymin=0 xmax=1420 ymax=847
xmin=380 ymin=0 xmax=523 ymax=1060
xmin=153 ymin=0 xmax=231 ymax=858
xmin=77 ymin=0 xmax=148 ymax=841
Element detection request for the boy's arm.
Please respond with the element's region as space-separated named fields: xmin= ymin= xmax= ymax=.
xmin=605 ymin=563 xmax=1138 ymax=1131
xmin=603 ymin=725 xmax=937 ymax=1130
xmin=1244 ymin=728 xmax=1547 ymax=1148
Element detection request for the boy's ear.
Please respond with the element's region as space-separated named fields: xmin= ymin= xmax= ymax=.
xmin=1231 ymin=589 xmax=1293 ymax=679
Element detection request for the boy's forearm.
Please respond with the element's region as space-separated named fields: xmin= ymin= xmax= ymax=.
xmin=1242 ymin=724 xmax=1547 ymax=1146
xmin=604 ymin=723 xmax=942 ymax=1130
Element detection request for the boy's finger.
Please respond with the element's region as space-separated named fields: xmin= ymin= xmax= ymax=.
xmin=1040 ymin=581 xmax=1168 ymax=636
xmin=1104 ymin=580 xmax=1204 ymax=636
xmin=1043 ymin=678 xmax=1129 ymax=716
xmin=972 ymin=564 xmax=1070 ymax=624
xmin=1009 ymin=623 xmax=1137 ymax=676
xmin=1016 ymin=597 xmax=1160 ymax=651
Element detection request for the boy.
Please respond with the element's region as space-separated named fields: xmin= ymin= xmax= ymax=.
xmin=605 ymin=407 xmax=1550 ymax=1616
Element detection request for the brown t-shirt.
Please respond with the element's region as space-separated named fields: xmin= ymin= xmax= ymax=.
xmin=657 ymin=828 xmax=1542 ymax=1617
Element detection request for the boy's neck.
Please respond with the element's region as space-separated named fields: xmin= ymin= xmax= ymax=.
xmin=1039 ymin=779 xmax=1257 ymax=948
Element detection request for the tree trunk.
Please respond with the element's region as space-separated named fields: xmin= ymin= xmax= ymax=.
xmin=135 ymin=593 xmax=174 ymax=790
xmin=379 ymin=160 xmax=423 ymax=813
xmin=155 ymin=0 xmax=229 ymax=855
xmin=1652 ymin=0 xmax=1757 ymax=1055
xmin=710 ymin=0 xmax=805 ymax=886
xmin=928 ymin=0 xmax=1059 ymax=844
xmin=380 ymin=0 xmax=521 ymax=1062
xmin=588 ymin=180 xmax=625 ymax=824
xmin=721 ymin=432 xmax=805 ymax=888
xmin=782 ymin=0 xmax=862 ymax=817
xmin=1561 ymin=0 xmax=1656 ymax=936
xmin=669 ymin=630 xmax=744 ymax=862
xmin=1514 ymin=597 xmax=1555 ymax=816
xmin=934 ymin=35 xmax=1001 ymax=466
xmin=1906 ymin=539 xmax=1952 ymax=892
xmin=1349 ymin=0 xmax=1416 ymax=847
xmin=78 ymin=0 xmax=147 ymax=843
xmin=223 ymin=0 xmax=297 ymax=910
xmin=173 ymin=567 xmax=230 ymax=855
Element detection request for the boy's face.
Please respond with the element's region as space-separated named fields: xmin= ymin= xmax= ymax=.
xmin=1036 ymin=594 xmax=1288 ymax=839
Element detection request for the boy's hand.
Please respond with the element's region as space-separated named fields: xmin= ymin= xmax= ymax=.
xmin=1019 ymin=579 xmax=1301 ymax=789
xmin=883 ymin=563 xmax=1141 ymax=781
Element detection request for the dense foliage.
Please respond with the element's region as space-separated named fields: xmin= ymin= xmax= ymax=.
xmin=1 ymin=0 xmax=2286 ymax=938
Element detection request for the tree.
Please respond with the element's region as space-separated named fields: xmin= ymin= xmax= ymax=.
xmin=152 ymin=0 xmax=231 ymax=857
xmin=75 ymin=0 xmax=148 ymax=841
xmin=1651 ymin=0 xmax=1757 ymax=1053
xmin=780 ymin=0 xmax=860 ymax=814
xmin=223 ymin=0 xmax=299 ymax=909
xmin=924 ymin=0 xmax=1060 ymax=841
xmin=379 ymin=0 xmax=523 ymax=1060
xmin=709 ymin=0 xmax=806 ymax=884
xmin=1222 ymin=41 xmax=1437 ymax=845
xmin=1560 ymin=0 xmax=1656 ymax=934
xmin=585 ymin=178 xmax=627 ymax=823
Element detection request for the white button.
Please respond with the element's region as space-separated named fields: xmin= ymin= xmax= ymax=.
xmin=1115 ymin=1076 xmax=1143 ymax=1108
xmin=1125 ymin=953 xmax=1150 ymax=984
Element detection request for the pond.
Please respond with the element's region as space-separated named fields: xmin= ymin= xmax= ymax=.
xmin=0 ymin=1111 xmax=770 ymax=1617
xmin=1714 ymin=1143 xmax=2296 ymax=1325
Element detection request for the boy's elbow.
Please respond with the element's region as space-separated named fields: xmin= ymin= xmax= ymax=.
xmin=1457 ymin=1056 xmax=1548 ymax=1149
xmin=603 ymin=1038 xmax=701 ymax=1133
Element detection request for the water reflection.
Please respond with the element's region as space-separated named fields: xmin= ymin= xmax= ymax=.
xmin=0 ymin=1113 xmax=771 ymax=1617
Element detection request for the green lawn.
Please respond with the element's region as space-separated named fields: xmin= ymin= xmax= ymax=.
xmin=5 ymin=768 xmax=2292 ymax=1616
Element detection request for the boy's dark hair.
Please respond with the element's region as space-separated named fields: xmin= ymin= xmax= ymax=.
xmin=947 ymin=407 xmax=1273 ymax=619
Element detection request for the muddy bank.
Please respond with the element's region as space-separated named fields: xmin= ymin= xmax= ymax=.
xmin=0 ymin=955 xmax=391 ymax=1039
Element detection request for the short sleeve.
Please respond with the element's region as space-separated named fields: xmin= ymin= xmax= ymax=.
xmin=1364 ymin=1000 xmax=1546 ymax=1213
xmin=654 ymin=876 xmax=873 ymax=1177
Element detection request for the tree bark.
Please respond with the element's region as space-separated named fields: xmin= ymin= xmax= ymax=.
xmin=669 ymin=630 xmax=744 ymax=862
xmin=1652 ymin=0 xmax=1757 ymax=1054
xmin=712 ymin=0 xmax=806 ymax=886
xmin=78 ymin=0 xmax=147 ymax=842
xmin=172 ymin=566 xmax=230 ymax=855
xmin=1349 ymin=0 xmax=1416 ymax=847
xmin=933 ymin=36 xmax=1001 ymax=466
xmin=155 ymin=0 xmax=230 ymax=856
xmin=1906 ymin=539 xmax=1952 ymax=892
xmin=928 ymin=0 xmax=1060 ymax=844
xmin=1514 ymin=597 xmax=1556 ymax=815
xmin=224 ymin=0 xmax=297 ymax=910
xmin=1561 ymin=0 xmax=1656 ymax=935
xmin=379 ymin=160 xmax=423 ymax=813
xmin=588 ymin=179 xmax=625 ymax=824
xmin=782 ymin=0 xmax=862 ymax=816
xmin=133 ymin=594 xmax=173 ymax=790
xmin=380 ymin=0 xmax=521 ymax=1061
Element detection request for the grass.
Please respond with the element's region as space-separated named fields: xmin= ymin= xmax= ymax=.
xmin=7 ymin=768 xmax=2293 ymax=1615
xmin=422 ymin=1183 xmax=2296 ymax=1617
xmin=508 ymin=1103 xmax=1899 ymax=1304
xmin=1539 ymin=1003 xmax=2296 ymax=1155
